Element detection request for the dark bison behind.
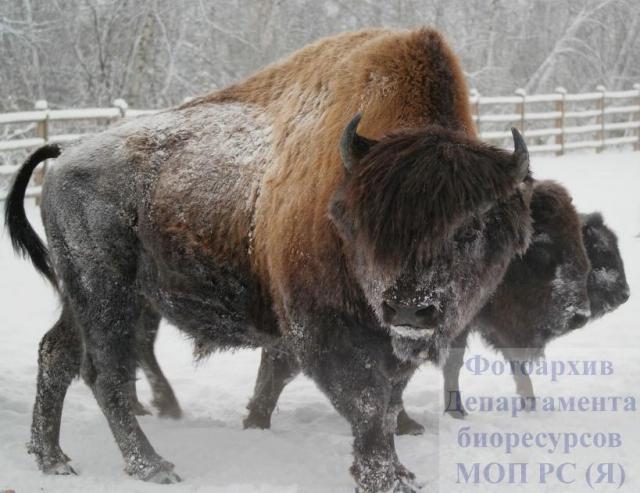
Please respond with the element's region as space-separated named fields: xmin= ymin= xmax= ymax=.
xmin=437 ymin=183 xmax=630 ymax=422
xmin=6 ymin=28 xmax=534 ymax=492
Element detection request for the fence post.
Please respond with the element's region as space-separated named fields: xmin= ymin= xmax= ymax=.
xmin=469 ymin=89 xmax=480 ymax=135
xmin=113 ymin=98 xmax=128 ymax=118
xmin=34 ymin=100 xmax=49 ymax=205
xmin=35 ymin=99 xmax=49 ymax=142
xmin=554 ymin=87 xmax=567 ymax=156
xmin=634 ymin=83 xmax=640 ymax=151
xmin=596 ymin=85 xmax=606 ymax=153
xmin=515 ymin=88 xmax=526 ymax=135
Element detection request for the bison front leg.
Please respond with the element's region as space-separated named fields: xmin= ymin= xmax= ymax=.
xmin=297 ymin=328 xmax=420 ymax=493
xmin=387 ymin=374 xmax=424 ymax=489
xmin=502 ymin=348 xmax=536 ymax=411
xmin=442 ymin=328 xmax=470 ymax=419
xmin=244 ymin=344 xmax=300 ymax=429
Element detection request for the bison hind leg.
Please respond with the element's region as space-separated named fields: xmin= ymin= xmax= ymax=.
xmin=28 ymin=305 xmax=80 ymax=475
xmin=136 ymin=307 xmax=183 ymax=419
xmin=61 ymin=266 xmax=180 ymax=481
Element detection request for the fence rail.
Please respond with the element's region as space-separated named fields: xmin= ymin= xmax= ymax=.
xmin=1 ymin=86 xmax=639 ymax=200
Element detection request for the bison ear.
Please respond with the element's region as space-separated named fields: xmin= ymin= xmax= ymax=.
xmin=340 ymin=114 xmax=378 ymax=173
xmin=328 ymin=189 xmax=355 ymax=240
xmin=580 ymin=212 xmax=604 ymax=230
xmin=511 ymin=128 xmax=530 ymax=182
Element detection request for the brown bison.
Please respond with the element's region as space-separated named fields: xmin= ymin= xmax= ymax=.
xmin=6 ymin=28 xmax=533 ymax=492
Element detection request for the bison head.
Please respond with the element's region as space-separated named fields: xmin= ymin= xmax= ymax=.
xmin=581 ymin=212 xmax=630 ymax=319
xmin=329 ymin=115 xmax=533 ymax=360
xmin=477 ymin=181 xmax=592 ymax=354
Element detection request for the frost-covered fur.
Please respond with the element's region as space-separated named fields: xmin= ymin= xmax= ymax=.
xmin=437 ymin=204 xmax=630 ymax=421
xmin=471 ymin=181 xmax=592 ymax=357
xmin=581 ymin=212 xmax=630 ymax=318
xmin=7 ymin=28 xmax=534 ymax=492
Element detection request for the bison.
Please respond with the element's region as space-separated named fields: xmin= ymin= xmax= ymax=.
xmin=435 ymin=193 xmax=631 ymax=422
xmin=6 ymin=28 xmax=534 ymax=492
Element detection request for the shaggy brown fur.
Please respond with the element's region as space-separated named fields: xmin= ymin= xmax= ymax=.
xmin=185 ymin=28 xmax=474 ymax=134
xmin=183 ymin=28 xmax=476 ymax=318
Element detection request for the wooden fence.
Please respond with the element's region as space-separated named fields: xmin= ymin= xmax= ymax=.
xmin=470 ymin=85 xmax=640 ymax=154
xmin=1 ymin=86 xmax=639 ymax=200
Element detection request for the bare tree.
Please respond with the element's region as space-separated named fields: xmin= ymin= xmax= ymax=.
xmin=0 ymin=0 xmax=638 ymax=111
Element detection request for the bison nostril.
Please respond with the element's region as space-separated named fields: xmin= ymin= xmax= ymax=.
xmin=415 ymin=305 xmax=440 ymax=325
xmin=383 ymin=301 xmax=442 ymax=328
xmin=382 ymin=301 xmax=397 ymax=323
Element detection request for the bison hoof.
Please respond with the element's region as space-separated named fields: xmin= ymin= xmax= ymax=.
xmin=445 ymin=406 xmax=468 ymax=420
xmin=243 ymin=411 xmax=271 ymax=430
xmin=126 ymin=457 xmax=180 ymax=483
xmin=45 ymin=461 xmax=77 ymax=475
xmin=519 ymin=395 xmax=536 ymax=412
xmin=395 ymin=462 xmax=415 ymax=481
xmin=147 ymin=468 xmax=182 ymax=484
xmin=354 ymin=469 xmax=422 ymax=493
xmin=351 ymin=456 xmax=396 ymax=493
xmin=393 ymin=461 xmax=423 ymax=491
xmin=28 ymin=442 xmax=75 ymax=475
xmin=393 ymin=475 xmax=424 ymax=492
xmin=395 ymin=411 xmax=425 ymax=436
xmin=156 ymin=401 xmax=183 ymax=419
xmin=131 ymin=400 xmax=152 ymax=416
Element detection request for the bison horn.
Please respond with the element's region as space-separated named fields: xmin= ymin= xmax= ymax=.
xmin=511 ymin=127 xmax=529 ymax=181
xmin=340 ymin=114 xmax=378 ymax=172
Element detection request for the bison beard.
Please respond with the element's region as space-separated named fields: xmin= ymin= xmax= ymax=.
xmin=7 ymin=28 xmax=535 ymax=492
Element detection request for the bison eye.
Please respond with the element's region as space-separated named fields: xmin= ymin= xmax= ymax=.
xmin=456 ymin=228 xmax=477 ymax=245
xmin=591 ymin=254 xmax=616 ymax=272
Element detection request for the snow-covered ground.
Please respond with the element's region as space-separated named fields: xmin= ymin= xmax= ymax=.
xmin=1 ymin=151 xmax=638 ymax=492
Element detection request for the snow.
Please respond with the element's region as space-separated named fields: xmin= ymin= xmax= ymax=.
xmin=1 ymin=150 xmax=638 ymax=492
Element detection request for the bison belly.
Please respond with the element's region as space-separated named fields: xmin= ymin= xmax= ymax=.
xmin=137 ymin=251 xmax=274 ymax=351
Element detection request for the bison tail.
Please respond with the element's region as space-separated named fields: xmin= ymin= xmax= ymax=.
xmin=4 ymin=144 xmax=61 ymax=287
